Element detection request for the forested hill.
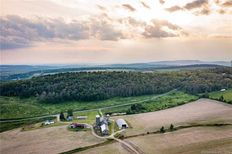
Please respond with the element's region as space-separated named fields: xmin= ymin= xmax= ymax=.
xmin=0 ymin=67 xmax=231 ymax=103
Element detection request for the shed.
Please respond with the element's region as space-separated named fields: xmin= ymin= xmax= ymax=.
xmin=77 ymin=116 xmax=87 ymax=120
xmin=116 ymin=119 xmax=128 ymax=129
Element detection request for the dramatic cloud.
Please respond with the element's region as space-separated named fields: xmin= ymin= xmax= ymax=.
xmin=141 ymin=1 xmax=150 ymax=9
xmin=0 ymin=15 xmax=125 ymax=49
xmin=122 ymin=4 xmax=136 ymax=12
xmin=1 ymin=14 xmax=189 ymax=50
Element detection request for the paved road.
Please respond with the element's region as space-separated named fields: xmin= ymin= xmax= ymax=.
xmin=0 ymin=90 xmax=176 ymax=123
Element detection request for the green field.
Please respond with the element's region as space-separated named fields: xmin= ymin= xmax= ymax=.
xmin=0 ymin=91 xmax=199 ymax=132
xmin=0 ymin=92 xmax=167 ymax=119
xmin=209 ymin=89 xmax=232 ymax=104
xmin=0 ymin=91 xmax=199 ymax=119
xmin=101 ymin=91 xmax=198 ymax=114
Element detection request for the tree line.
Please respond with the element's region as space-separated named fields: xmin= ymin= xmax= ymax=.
xmin=0 ymin=67 xmax=231 ymax=103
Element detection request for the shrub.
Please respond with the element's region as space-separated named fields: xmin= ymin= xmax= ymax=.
xmin=160 ymin=126 xmax=165 ymax=133
xmin=170 ymin=124 xmax=174 ymax=131
xmin=60 ymin=112 xmax=66 ymax=121
xmin=219 ymin=95 xmax=224 ymax=102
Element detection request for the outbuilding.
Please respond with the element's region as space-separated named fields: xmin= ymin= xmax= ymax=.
xmin=116 ymin=119 xmax=128 ymax=129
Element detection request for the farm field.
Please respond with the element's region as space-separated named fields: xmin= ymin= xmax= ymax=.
xmin=78 ymin=99 xmax=232 ymax=154
xmin=0 ymin=99 xmax=231 ymax=154
xmin=79 ymin=126 xmax=232 ymax=154
xmin=0 ymin=125 xmax=105 ymax=154
xmin=113 ymin=99 xmax=232 ymax=136
xmin=125 ymin=126 xmax=232 ymax=154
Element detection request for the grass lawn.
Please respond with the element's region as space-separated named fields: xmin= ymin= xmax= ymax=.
xmin=209 ymin=89 xmax=232 ymax=103
xmin=72 ymin=111 xmax=98 ymax=124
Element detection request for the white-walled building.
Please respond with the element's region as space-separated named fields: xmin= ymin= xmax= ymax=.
xmin=100 ymin=124 xmax=109 ymax=135
xmin=116 ymin=119 xmax=128 ymax=129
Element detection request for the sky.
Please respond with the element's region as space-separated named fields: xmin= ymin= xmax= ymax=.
xmin=0 ymin=0 xmax=232 ymax=64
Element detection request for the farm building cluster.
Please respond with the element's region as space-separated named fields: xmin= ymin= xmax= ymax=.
xmin=95 ymin=114 xmax=128 ymax=136
xmin=95 ymin=114 xmax=110 ymax=135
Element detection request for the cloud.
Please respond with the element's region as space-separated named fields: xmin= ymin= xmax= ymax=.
xmin=142 ymin=20 xmax=187 ymax=38
xmin=141 ymin=1 xmax=150 ymax=9
xmin=222 ymin=1 xmax=232 ymax=7
xmin=0 ymin=15 xmax=188 ymax=50
xmin=165 ymin=0 xmax=209 ymax=15
xmin=166 ymin=6 xmax=183 ymax=12
xmin=218 ymin=9 xmax=226 ymax=14
xmin=0 ymin=36 xmax=31 ymax=49
xmin=122 ymin=4 xmax=136 ymax=12
xmin=159 ymin=0 xmax=165 ymax=4
xmin=97 ymin=5 xmax=107 ymax=11
xmin=0 ymin=15 xmax=125 ymax=49
xmin=184 ymin=0 xmax=208 ymax=10
xmin=196 ymin=7 xmax=211 ymax=15
xmin=89 ymin=18 xmax=124 ymax=41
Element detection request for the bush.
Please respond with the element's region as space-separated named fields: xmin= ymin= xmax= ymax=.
xmin=67 ymin=109 xmax=73 ymax=117
xmin=60 ymin=112 xmax=66 ymax=121
xmin=170 ymin=124 xmax=174 ymax=131
xmin=160 ymin=126 xmax=165 ymax=133
xmin=219 ymin=95 xmax=224 ymax=102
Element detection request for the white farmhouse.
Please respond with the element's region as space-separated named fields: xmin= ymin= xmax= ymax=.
xmin=100 ymin=124 xmax=109 ymax=135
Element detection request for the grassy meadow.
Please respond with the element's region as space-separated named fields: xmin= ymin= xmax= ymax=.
xmin=0 ymin=91 xmax=199 ymax=120
xmin=0 ymin=90 xmax=199 ymax=132
xmin=209 ymin=89 xmax=232 ymax=103
xmin=0 ymin=92 xmax=168 ymax=119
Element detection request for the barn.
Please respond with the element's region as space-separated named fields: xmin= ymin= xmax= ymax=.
xmin=116 ymin=119 xmax=128 ymax=129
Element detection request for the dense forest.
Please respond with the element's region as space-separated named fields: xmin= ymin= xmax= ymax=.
xmin=0 ymin=67 xmax=231 ymax=103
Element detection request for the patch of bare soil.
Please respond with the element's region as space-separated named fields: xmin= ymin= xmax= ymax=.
xmin=0 ymin=125 xmax=105 ymax=154
xmin=114 ymin=99 xmax=232 ymax=136
xmin=126 ymin=126 xmax=232 ymax=154
xmin=78 ymin=126 xmax=232 ymax=154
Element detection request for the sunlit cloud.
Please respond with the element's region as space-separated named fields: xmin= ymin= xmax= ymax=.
xmin=140 ymin=1 xmax=150 ymax=9
xmin=122 ymin=4 xmax=136 ymax=12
